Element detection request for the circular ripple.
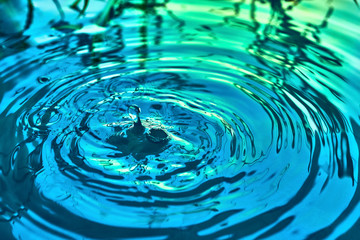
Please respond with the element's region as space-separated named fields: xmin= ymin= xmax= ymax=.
xmin=1 ymin=0 xmax=360 ymax=239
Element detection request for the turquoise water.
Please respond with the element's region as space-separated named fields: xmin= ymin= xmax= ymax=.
xmin=0 ymin=0 xmax=360 ymax=239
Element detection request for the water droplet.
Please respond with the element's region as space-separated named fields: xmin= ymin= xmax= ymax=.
xmin=128 ymin=105 xmax=141 ymax=123
xmin=37 ymin=76 xmax=51 ymax=83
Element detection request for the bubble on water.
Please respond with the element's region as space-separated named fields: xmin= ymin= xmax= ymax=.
xmin=37 ymin=76 xmax=51 ymax=83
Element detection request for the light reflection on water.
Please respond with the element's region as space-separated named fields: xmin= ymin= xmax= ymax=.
xmin=0 ymin=0 xmax=359 ymax=239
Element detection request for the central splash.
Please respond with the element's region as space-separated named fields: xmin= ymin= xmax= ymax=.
xmin=106 ymin=105 xmax=170 ymax=160
xmin=1 ymin=0 xmax=359 ymax=239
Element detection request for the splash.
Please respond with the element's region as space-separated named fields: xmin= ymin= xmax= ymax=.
xmin=106 ymin=104 xmax=170 ymax=160
xmin=0 ymin=0 xmax=359 ymax=239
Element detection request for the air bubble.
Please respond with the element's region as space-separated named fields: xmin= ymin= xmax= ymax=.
xmin=37 ymin=76 xmax=51 ymax=83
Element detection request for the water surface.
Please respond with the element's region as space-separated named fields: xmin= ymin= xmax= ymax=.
xmin=0 ymin=0 xmax=360 ymax=239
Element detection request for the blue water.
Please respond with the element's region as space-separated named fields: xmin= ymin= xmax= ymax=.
xmin=1 ymin=0 xmax=360 ymax=239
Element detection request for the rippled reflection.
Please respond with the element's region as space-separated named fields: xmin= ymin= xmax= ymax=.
xmin=0 ymin=0 xmax=359 ymax=239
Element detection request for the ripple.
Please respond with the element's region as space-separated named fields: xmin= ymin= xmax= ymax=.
xmin=1 ymin=0 xmax=360 ymax=239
